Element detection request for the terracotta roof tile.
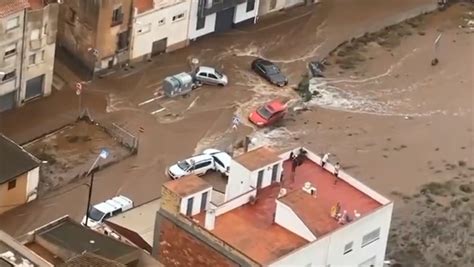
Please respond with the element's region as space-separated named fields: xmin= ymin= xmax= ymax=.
xmin=0 ymin=0 xmax=29 ymax=18
xmin=134 ymin=0 xmax=154 ymax=14
xmin=234 ymin=147 xmax=281 ymax=171
xmin=164 ymin=175 xmax=211 ymax=197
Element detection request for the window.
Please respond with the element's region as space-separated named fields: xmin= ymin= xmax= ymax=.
xmin=111 ymin=7 xmax=123 ymax=26
xmin=172 ymin=13 xmax=185 ymax=22
xmin=198 ymin=72 xmax=207 ymax=77
xmin=362 ymin=228 xmax=380 ymax=247
xmin=208 ymin=73 xmax=217 ymax=79
xmin=30 ymin=29 xmax=40 ymax=40
xmin=343 ymin=241 xmax=353 ymax=254
xmin=29 ymin=54 xmax=36 ymax=65
xmin=6 ymin=17 xmax=19 ymax=31
xmin=8 ymin=179 xmax=16 ymax=190
xmin=158 ymin=18 xmax=165 ymax=26
xmin=213 ymin=157 xmax=224 ymax=168
xmin=196 ymin=15 xmax=205 ymax=30
xmin=68 ymin=8 xmax=76 ymax=23
xmin=41 ymin=50 xmax=45 ymax=61
xmin=201 ymin=191 xmax=208 ymax=211
xmin=111 ymin=208 xmax=122 ymax=216
xmin=137 ymin=23 xmax=151 ymax=34
xmin=1 ymin=70 xmax=16 ymax=82
xmin=4 ymin=43 xmax=17 ymax=57
xmin=195 ymin=160 xmax=212 ymax=169
xmin=246 ymin=0 xmax=256 ymax=12
xmin=43 ymin=24 xmax=48 ymax=34
xmin=186 ymin=197 xmax=194 ymax=216
xmin=117 ymin=31 xmax=129 ymax=50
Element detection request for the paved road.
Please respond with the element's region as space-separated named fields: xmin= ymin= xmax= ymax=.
xmin=0 ymin=0 xmax=436 ymax=237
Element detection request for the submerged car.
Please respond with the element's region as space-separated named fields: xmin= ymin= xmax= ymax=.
xmin=251 ymin=58 xmax=288 ymax=87
xmin=82 ymin=195 xmax=133 ymax=228
xmin=194 ymin=66 xmax=228 ymax=86
xmin=249 ymin=100 xmax=287 ymax=127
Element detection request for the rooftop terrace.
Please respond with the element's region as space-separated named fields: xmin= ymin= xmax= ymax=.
xmin=194 ymin=154 xmax=384 ymax=264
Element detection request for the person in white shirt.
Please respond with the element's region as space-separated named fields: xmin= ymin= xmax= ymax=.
xmin=334 ymin=162 xmax=341 ymax=184
xmin=321 ymin=153 xmax=330 ymax=168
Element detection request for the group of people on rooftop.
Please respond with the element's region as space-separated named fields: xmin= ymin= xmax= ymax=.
xmin=289 ymin=149 xmax=342 ymax=185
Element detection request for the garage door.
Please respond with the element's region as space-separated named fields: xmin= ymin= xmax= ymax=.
xmin=151 ymin=38 xmax=167 ymax=57
xmin=215 ymin=7 xmax=235 ymax=33
xmin=25 ymin=75 xmax=44 ymax=100
xmin=0 ymin=91 xmax=16 ymax=112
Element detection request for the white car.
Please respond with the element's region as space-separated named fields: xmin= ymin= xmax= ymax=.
xmin=167 ymin=153 xmax=215 ymax=179
xmin=194 ymin=66 xmax=228 ymax=86
xmin=82 ymin=195 xmax=133 ymax=228
xmin=203 ymin=149 xmax=231 ymax=176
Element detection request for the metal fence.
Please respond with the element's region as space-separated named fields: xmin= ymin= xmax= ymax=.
xmin=102 ymin=122 xmax=138 ymax=153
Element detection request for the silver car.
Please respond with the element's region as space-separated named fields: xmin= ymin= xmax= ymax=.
xmin=194 ymin=66 xmax=228 ymax=86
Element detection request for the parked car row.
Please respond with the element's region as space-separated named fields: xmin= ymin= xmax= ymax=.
xmin=167 ymin=148 xmax=231 ymax=179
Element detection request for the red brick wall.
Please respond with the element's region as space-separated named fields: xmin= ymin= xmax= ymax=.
xmin=158 ymin=217 xmax=238 ymax=267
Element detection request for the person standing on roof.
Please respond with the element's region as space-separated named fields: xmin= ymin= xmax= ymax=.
xmin=321 ymin=153 xmax=330 ymax=168
xmin=333 ymin=162 xmax=341 ymax=184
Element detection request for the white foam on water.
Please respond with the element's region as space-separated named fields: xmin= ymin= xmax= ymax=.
xmin=248 ymin=127 xmax=306 ymax=151
xmin=106 ymin=93 xmax=140 ymax=113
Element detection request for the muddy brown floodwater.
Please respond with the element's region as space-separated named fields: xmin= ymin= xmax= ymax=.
xmin=25 ymin=121 xmax=131 ymax=195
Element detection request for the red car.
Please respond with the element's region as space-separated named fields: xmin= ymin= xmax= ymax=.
xmin=249 ymin=100 xmax=287 ymax=127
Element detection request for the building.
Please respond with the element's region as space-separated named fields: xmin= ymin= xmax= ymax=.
xmin=22 ymin=215 xmax=162 ymax=266
xmin=57 ymin=0 xmax=133 ymax=74
xmin=130 ymin=0 xmax=192 ymax=61
xmin=0 ymin=133 xmax=40 ymax=214
xmin=0 ymin=0 xmax=59 ymax=112
xmin=0 ymin=230 xmax=52 ymax=266
xmin=258 ymin=0 xmax=317 ymax=16
xmin=153 ymin=146 xmax=394 ymax=266
xmin=188 ymin=0 xmax=259 ymax=40
xmin=96 ymin=197 xmax=162 ymax=253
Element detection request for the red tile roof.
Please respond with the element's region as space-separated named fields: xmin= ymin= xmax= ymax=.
xmin=134 ymin=0 xmax=154 ymax=14
xmin=194 ymin=158 xmax=383 ymax=264
xmin=278 ymin=160 xmax=382 ymax=237
xmin=234 ymin=147 xmax=281 ymax=171
xmin=164 ymin=175 xmax=211 ymax=197
xmin=0 ymin=0 xmax=29 ymax=18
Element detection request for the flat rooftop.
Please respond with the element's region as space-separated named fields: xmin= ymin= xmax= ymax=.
xmin=164 ymin=174 xmax=211 ymax=197
xmin=194 ymin=158 xmax=383 ymax=264
xmin=234 ymin=146 xmax=281 ymax=171
xmin=106 ymin=198 xmax=161 ymax=245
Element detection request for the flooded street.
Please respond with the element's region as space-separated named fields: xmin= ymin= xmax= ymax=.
xmin=1 ymin=0 xmax=472 ymax=265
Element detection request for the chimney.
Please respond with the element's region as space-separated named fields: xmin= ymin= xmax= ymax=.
xmin=204 ymin=208 xmax=216 ymax=230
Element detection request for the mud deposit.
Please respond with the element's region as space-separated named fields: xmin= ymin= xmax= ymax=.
xmin=25 ymin=121 xmax=131 ymax=195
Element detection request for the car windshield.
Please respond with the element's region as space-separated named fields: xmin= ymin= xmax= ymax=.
xmin=257 ymin=106 xmax=273 ymax=119
xmin=214 ymin=70 xmax=223 ymax=78
xmin=265 ymin=65 xmax=280 ymax=75
xmin=177 ymin=160 xmax=191 ymax=171
xmin=89 ymin=207 xmax=105 ymax=222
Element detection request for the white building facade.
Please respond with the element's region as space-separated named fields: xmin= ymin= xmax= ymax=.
xmin=130 ymin=0 xmax=192 ymax=61
xmin=188 ymin=0 xmax=259 ymax=40
xmin=258 ymin=0 xmax=318 ymax=16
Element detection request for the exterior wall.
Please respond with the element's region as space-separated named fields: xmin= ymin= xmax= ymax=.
xmin=248 ymin=160 xmax=283 ymax=190
xmin=160 ymin=186 xmax=181 ymax=214
xmin=130 ymin=1 xmax=191 ymax=60
xmin=20 ymin=4 xmax=59 ymax=103
xmin=211 ymin=187 xmax=256 ymax=216
xmin=179 ymin=188 xmax=212 ymax=216
xmin=26 ymin=167 xmax=40 ymax=202
xmin=224 ymin=161 xmax=251 ymax=201
xmin=156 ymin=214 xmax=239 ymax=267
xmin=188 ymin=1 xmax=216 ymax=40
xmin=274 ymin=200 xmax=316 ymax=241
xmin=269 ymin=203 xmax=394 ymax=267
xmin=0 ymin=172 xmax=28 ymax=214
xmin=258 ymin=0 xmax=307 ymax=16
xmin=57 ymin=0 xmax=132 ymax=71
xmin=0 ymin=10 xmax=25 ymax=108
xmin=233 ymin=1 xmax=259 ymax=24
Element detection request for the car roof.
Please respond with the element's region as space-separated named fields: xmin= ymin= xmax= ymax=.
xmin=188 ymin=154 xmax=213 ymax=162
xmin=197 ymin=66 xmax=216 ymax=73
xmin=255 ymin=58 xmax=274 ymax=66
xmin=93 ymin=196 xmax=133 ymax=213
xmin=266 ymin=100 xmax=286 ymax=112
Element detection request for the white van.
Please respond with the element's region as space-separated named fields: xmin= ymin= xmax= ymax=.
xmin=82 ymin=195 xmax=133 ymax=228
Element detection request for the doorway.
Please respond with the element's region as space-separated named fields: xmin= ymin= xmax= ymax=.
xmin=215 ymin=7 xmax=235 ymax=33
xmin=151 ymin=38 xmax=167 ymax=56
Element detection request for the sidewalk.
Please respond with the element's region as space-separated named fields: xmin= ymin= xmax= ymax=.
xmin=0 ymin=0 xmax=437 ymax=237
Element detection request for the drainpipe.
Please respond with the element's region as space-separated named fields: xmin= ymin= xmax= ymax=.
xmin=18 ymin=8 xmax=28 ymax=106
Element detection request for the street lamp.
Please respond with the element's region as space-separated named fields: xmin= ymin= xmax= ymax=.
xmin=83 ymin=148 xmax=109 ymax=228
